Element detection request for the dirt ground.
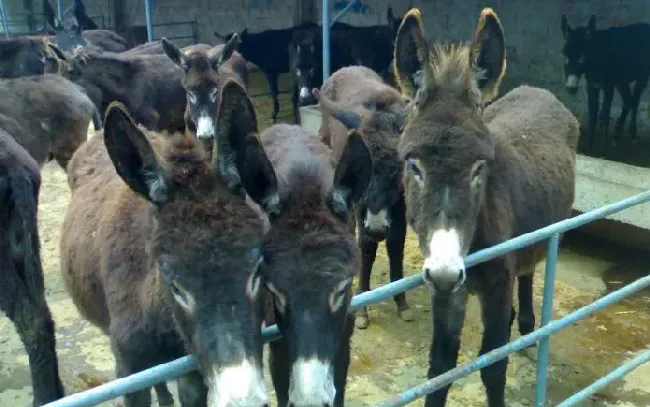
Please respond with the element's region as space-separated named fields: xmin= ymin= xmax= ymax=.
xmin=1 ymin=72 xmax=650 ymax=407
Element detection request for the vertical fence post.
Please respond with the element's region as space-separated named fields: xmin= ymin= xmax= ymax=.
xmin=56 ymin=0 xmax=64 ymax=21
xmin=0 ymin=0 xmax=9 ymax=38
xmin=144 ymin=0 xmax=154 ymax=41
xmin=321 ymin=0 xmax=330 ymax=82
xmin=534 ymin=232 xmax=560 ymax=406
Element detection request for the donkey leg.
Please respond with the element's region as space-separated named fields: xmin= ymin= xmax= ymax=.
xmin=356 ymin=210 xmax=378 ymax=329
xmin=614 ymin=84 xmax=633 ymax=145
xmin=291 ymin=85 xmax=301 ymax=125
xmin=477 ymin=271 xmax=514 ymax=407
xmin=517 ymin=274 xmax=535 ymax=336
xmin=387 ymin=197 xmax=413 ymax=322
xmin=598 ymin=85 xmax=615 ymax=157
xmin=333 ymin=315 xmax=354 ymax=407
xmin=265 ymin=72 xmax=280 ymax=123
xmin=629 ymin=75 xmax=649 ymax=144
xmin=154 ymin=382 xmax=175 ymax=406
xmin=269 ymin=338 xmax=291 ymax=407
xmin=177 ymin=369 xmax=207 ymax=407
xmin=113 ymin=345 xmax=152 ymax=407
xmin=586 ymin=84 xmax=600 ymax=150
xmin=0 ymin=281 xmax=65 ymax=406
xmin=424 ymin=287 xmax=469 ymax=407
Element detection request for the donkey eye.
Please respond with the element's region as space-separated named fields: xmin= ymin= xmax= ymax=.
xmin=407 ymin=158 xmax=423 ymax=182
xmin=209 ymin=87 xmax=219 ymax=102
xmin=171 ymin=280 xmax=193 ymax=311
xmin=471 ymin=160 xmax=486 ymax=187
xmin=187 ymin=91 xmax=197 ymax=104
xmin=329 ymin=279 xmax=351 ymax=313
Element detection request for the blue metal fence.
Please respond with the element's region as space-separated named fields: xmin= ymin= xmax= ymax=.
xmin=42 ymin=188 xmax=650 ymax=407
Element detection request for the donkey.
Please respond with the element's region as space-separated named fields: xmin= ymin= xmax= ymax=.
xmin=161 ymin=35 xmax=249 ymax=141
xmin=0 ymin=129 xmax=65 ymax=407
xmin=43 ymin=43 xmax=193 ymax=132
xmin=42 ymin=0 xmax=130 ymax=53
xmin=255 ymin=123 xmax=371 ymax=407
xmin=59 ymin=79 xmax=280 ymax=407
xmin=312 ymin=65 xmax=413 ymax=329
xmin=561 ymin=15 xmax=650 ymax=156
xmin=0 ymin=74 xmax=97 ymax=170
xmin=393 ymin=8 xmax=579 ymax=407
xmin=214 ymin=21 xmax=319 ymax=123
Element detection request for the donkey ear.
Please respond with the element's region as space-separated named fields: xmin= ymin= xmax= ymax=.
xmin=237 ymin=134 xmax=281 ymax=219
xmin=42 ymin=0 xmax=59 ymax=31
xmin=103 ymin=102 xmax=169 ymax=205
xmin=586 ymin=15 xmax=596 ymax=35
xmin=213 ymin=33 xmax=239 ymax=70
xmin=561 ymin=15 xmax=570 ymax=39
xmin=161 ymin=38 xmax=187 ymax=70
xmin=393 ymin=8 xmax=432 ymax=100
xmin=468 ymin=8 xmax=506 ymax=104
xmin=330 ymin=131 xmax=372 ymax=220
xmin=214 ymin=79 xmax=259 ymax=191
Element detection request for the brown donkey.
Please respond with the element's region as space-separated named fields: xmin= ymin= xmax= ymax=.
xmin=311 ymin=65 xmax=413 ymax=329
xmin=0 ymin=74 xmax=97 ymax=170
xmin=257 ymin=123 xmax=372 ymax=407
xmin=393 ymin=8 xmax=578 ymax=407
xmin=162 ymin=35 xmax=249 ymax=141
xmin=59 ymin=80 xmax=280 ymax=407
xmin=1 ymin=130 xmax=65 ymax=406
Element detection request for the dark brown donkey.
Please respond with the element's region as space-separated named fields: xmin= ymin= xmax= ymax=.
xmin=393 ymin=8 xmax=578 ymax=407
xmin=0 ymin=130 xmax=65 ymax=407
xmin=312 ymin=65 xmax=413 ymax=329
xmin=0 ymin=74 xmax=97 ymax=170
xmin=256 ymin=123 xmax=372 ymax=407
xmin=59 ymin=80 xmax=280 ymax=407
xmin=41 ymin=43 xmax=191 ymax=132
xmin=162 ymin=35 xmax=249 ymax=141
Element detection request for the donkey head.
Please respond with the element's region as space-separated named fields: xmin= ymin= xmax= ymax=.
xmin=313 ymin=87 xmax=406 ymax=239
xmin=102 ymin=81 xmax=278 ymax=407
xmin=561 ymin=14 xmax=596 ymax=94
xmin=42 ymin=0 xmax=89 ymax=52
xmin=162 ymin=35 xmax=240 ymax=140
xmin=261 ymin=129 xmax=372 ymax=407
xmin=393 ymin=7 xmax=505 ymax=293
xmin=289 ymin=29 xmax=320 ymax=106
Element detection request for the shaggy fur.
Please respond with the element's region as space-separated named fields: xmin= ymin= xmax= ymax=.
xmin=393 ymin=8 xmax=579 ymax=407
xmin=60 ymin=82 xmax=278 ymax=407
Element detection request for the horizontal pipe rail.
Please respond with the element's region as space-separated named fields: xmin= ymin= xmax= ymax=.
xmin=44 ymin=190 xmax=650 ymax=407
xmin=555 ymin=348 xmax=650 ymax=407
xmin=377 ymin=274 xmax=650 ymax=407
xmin=331 ymin=0 xmax=358 ymax=26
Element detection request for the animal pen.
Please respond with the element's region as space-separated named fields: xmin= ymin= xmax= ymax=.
xmin=0 ymin=0 xmax=646 ymax=405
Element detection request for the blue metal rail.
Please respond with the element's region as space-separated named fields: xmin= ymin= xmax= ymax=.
xmin=43 ymin=190 xmax=650 ymax=407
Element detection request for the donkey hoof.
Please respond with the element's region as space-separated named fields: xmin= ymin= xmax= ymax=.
xmin=355 ymin=314 xmax=369 ymax=329
xmin=398 ymin=307 xmax=415 ymax=322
